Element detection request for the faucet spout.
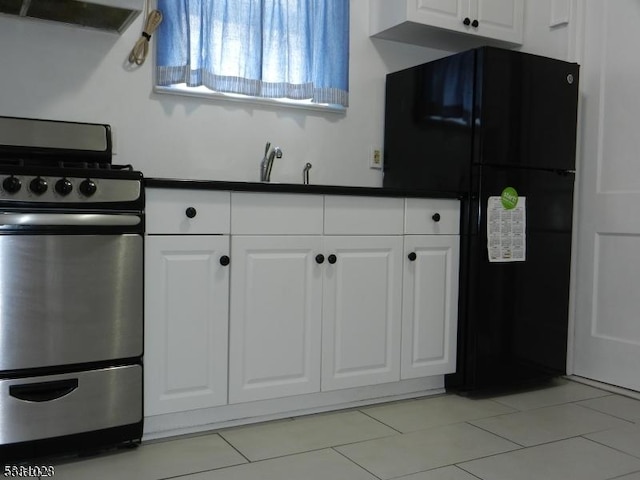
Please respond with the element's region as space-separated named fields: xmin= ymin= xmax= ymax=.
xmin=303 ymin=163 xmax=312 ymax=185
xmin=261 ymin=144 xmax=283 ymax=182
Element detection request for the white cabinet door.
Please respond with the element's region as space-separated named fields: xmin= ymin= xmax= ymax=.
xmin=145 ymin=235 xmax=230 ymax=415
xmin=473 ymin=0 xmax=524 ymax=44
xmin=321 ymin=236 xmax=403 ymax=391
xmin=401 ymin=235 xmax=459 ymax=379
xmin=371 ymin=0 xmax=523 ymax=45
xmin=410 ymin=0 xmax=470 ymax=32
xmin=229 ymin=236 xmax=323 ymax=403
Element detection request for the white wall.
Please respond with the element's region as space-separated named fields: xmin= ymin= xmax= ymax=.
xmin=0 ymin=1 xmax=570 ymax=186
xmin=0 ymin=1 xmax=449 ymax=186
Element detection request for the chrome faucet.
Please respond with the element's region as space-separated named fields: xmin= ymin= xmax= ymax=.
xmin=260 ymin=143 xmax=283 ymax=182
xmin=303 ymin=163 xmax=312 ymax=185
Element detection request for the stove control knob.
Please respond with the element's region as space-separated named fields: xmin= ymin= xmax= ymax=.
xmin=79 ymin=179 xmax=97 ymax=197
xmin=3 ymin=175 xmax=22 ymax=194
xmin=29 ymin=177 xmax=48 ymax=195
xmin=55 ymin=178 xmax=73 ymax=196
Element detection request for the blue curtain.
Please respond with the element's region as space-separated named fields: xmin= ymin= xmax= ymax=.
xmin=156 ymin=0 xmax=350 ymax=107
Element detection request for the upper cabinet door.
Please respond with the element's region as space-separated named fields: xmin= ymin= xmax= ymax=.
xmin=410 ymin=0 xmax=470 ymax=32
xmin=370 ymin=0 xmax=523 ymax=46
xmin=473 ymin=0 xmax=524 ymax=44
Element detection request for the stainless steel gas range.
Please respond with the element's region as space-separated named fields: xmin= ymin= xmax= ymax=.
xmin=0 ymin=116 xmax=144 ymax=463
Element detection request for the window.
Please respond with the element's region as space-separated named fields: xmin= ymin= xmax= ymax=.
xmin=155 ymin=0 xmax=350 ymax=110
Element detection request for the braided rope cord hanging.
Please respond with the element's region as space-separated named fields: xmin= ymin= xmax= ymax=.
xmin=128 ymin=0 xmax=163 ymax=66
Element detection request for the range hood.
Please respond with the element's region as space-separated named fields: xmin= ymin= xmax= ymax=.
xmin=0 ymin=0 xmax=143 ymax=34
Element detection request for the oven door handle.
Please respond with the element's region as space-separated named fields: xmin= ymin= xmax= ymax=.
xmin=0 ymin=213 xmax=141 ymax=227
xmin=10 ymin=379 xmax=79 ymax=402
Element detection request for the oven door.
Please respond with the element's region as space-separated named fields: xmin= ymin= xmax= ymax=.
xmin=0 ymin=234 xmax=142 ymax=371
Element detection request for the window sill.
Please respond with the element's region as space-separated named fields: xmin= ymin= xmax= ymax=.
xmin=154 ymin=85 xmax=347 ymax=115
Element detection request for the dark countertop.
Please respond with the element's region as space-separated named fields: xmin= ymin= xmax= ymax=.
xmin=144 ymin=178 xmax=462 ymax=200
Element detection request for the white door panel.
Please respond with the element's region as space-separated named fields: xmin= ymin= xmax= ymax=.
xmin=401 ymin=235 xmax=459 ymax=379
xmin=321 ymin=236 xmax=403 ymax=391
xmin=229 ymin=236 xmax=323 ymax=403
xmin=145 ymin=236 xmax=229 ymax=415
xmin=574 ymin=1 xmax=640 ymax=391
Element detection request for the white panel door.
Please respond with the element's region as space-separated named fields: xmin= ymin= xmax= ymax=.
xmin=573 ymin=1 xmax=640 ymax=391
xmin=229 ymin=236 xmax=323 ymax=403
xmin=410 ymin=0 xmax=469 ymax=32
xmin=321 ymin=236 xmax=403 ymax=391
xmin=401 ymin=235 xmax=459 ymax=379
xmin=145 ymin=235 xmax=230 ymax=415
xmin=474 ymin=0 xmax=523 ymax=44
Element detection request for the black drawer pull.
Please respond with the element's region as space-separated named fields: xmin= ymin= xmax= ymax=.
xmin=220 ymin=255 xmax=230 ymax=266
xmin=185 ymin=207 xmax=197 ymax=218
xmin=432 ymin=213 xmax=441 ymax=222
xmin=315 ymin=254 xmax=325 ymax=264
xmin=10 ymin=379 xmax=79 ymax=403
xmin=408 ymin=252 xmax=417 ymax=262
xmin=328 ymin=254 xmax=337 ymax=264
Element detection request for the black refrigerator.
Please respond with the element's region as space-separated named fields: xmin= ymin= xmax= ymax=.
xmin=383 ymin=46 xmax=580 ymax=393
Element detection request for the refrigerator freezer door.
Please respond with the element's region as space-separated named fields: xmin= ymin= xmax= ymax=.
xmin=476 ymin=47 xmax=580 ymax=171
xmin=383 ymin=49 xmax=475 ymax=192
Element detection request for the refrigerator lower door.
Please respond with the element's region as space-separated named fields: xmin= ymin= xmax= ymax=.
xmin=450 ymin=166 xmax=574 ymax=392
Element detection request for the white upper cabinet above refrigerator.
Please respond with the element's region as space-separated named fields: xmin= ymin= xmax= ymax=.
xmin=370 ymin=0 xmax=524 ymax=46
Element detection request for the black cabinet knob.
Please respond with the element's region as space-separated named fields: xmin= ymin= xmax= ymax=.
xmin=185 ymin=207 xmax=197 ymax=219
xmin=463 ymin=17 xmax=471 ymax=26
xmin=328 ymin=254 xmax=337 ymax=265
xmin=315 ymin=254 xmax=325 ymax=264
xmin=432 ymin=213 xmax=441 ymax=222
xmin=471 ymin=19 xmax=479 ymax=28
xmin=220 ymin=255 xmax=230 ymax=266
xmin=408 ymin=252 xmax=417 ymax=262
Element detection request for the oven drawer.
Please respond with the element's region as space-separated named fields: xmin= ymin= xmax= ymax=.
xmin=0 ymin=235 xmax=143 ymax=371
xmin=0 ymin=365 xmax=142 ymax=444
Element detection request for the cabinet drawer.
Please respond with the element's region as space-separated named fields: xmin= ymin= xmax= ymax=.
xmin=231 ymin=192 xmax=323 ymax=235
xmin=146 ymin=189 xmax=231 ymax=235
xmin=324 ymin=196 xmax=404 ymax=235
xmin=405 ymin=199 xmax=460 ymax=234
xmin=0 ymin=365 xmax=141 ymax=444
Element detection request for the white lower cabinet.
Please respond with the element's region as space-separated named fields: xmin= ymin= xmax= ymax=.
xmin=144 ymin=235 xmax=230 ymax=415
xmin=228 ymin=235 xmax=323 ymax=404
xmin=401 ymin=235 xmax=460 ymax=379
xmin=144 ymin=188 xmax=461 ymax=426
xmin=321 ymin=236 xmax=403 ymax=391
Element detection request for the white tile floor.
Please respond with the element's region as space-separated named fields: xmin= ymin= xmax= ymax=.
xmin=42 ymin=379 xmax=640 ymax=479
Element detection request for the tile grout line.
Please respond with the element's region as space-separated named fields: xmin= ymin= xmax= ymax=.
xmin=331 ymin=446 xmax=384 ymax=480
xmin=462 ymin=421 xmax=527 ymax=449
xmin=578 ymin=434 xmax=640 ymax=461
xmin=357 ymin=409 xmax=405 ymax=434
xmin=217 ymin=433 xmax=252 ymax=464
xmin=454 ymin=463 xmax=485 ymax=480
xmin=573 ymin=400 xmax=640 ymax=424
xmin=606 ymin=468 xmax=640 ymax=480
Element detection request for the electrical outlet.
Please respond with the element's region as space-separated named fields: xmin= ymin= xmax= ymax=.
xmin=369 ymin=146 xmax=382 ymax=169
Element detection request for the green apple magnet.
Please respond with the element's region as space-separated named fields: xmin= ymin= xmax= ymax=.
xmin=501 ymin=187 xmax=519 ymax=210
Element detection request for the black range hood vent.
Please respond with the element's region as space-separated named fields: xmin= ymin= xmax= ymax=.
xmin=0 ymin=0 xmax=142 ymax=34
